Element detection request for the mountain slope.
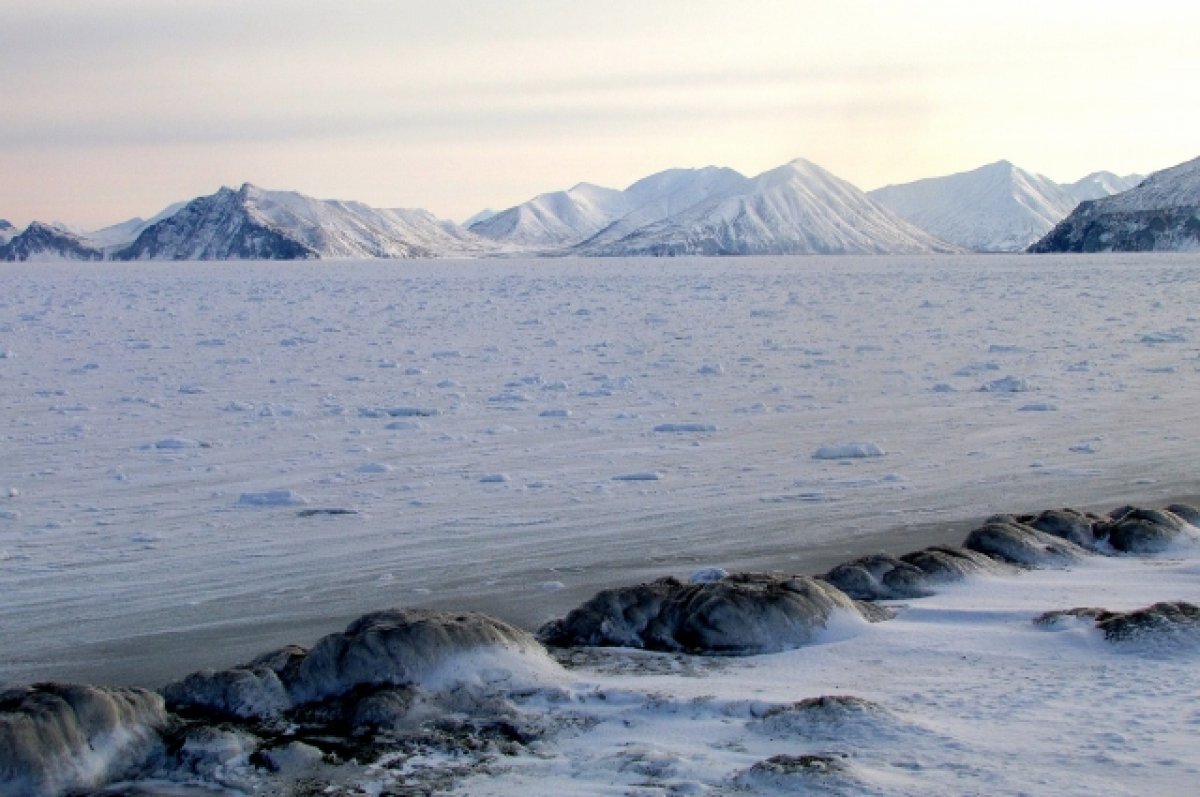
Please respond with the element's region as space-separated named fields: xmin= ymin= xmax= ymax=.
xmin=0 ymin=222 xmax=104 ymax=262
xmin=0 ymin=219 xmax=16 ymax=245
xmin=868 ymin=161 xmax=1082 ymax=252
xmin=117 ymin=184 xmax=493 ymax=260
xmin=1030 ymin=156 xmax=1200 ymax=253
xmin=578 ymin=159 xmax=958 ymax=256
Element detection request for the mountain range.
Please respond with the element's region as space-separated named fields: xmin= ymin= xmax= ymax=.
xmin=2 ymin=156 xmax=1194 ymax=261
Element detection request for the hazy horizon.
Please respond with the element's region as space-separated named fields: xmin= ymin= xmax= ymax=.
xmin=3 ymin=0 xmax=1197 ymax=229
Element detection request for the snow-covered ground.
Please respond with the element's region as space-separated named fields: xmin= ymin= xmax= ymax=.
xmin=454 ymin=548 xmax=1200 ymax=797
xmin=1 ymin=254 xmax=1199 ymax=695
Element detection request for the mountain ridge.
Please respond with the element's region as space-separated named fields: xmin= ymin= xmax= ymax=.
xmin=1 ymin=157 xmax=1184 ymax=261
xmin=1030 ymin=156 xmax=1200 ymax=253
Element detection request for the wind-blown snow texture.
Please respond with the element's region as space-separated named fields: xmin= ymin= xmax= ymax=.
xmin=1031 ymin=155 xmax=1200 ymax=252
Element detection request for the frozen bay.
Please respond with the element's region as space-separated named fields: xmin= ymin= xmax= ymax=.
xmin=1 ymin=254 xmax=1198 ymax=687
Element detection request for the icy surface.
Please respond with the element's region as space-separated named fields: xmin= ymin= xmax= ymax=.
xmin=2 ymin=254 xmax=1200 ymax=691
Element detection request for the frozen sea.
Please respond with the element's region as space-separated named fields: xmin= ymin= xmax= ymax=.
xmin=2 ymin=254 xmax=1199 ymax=690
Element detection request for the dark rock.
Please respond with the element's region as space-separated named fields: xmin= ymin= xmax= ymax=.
xmin=0 ymin=682 xmax=167 ymax=797
xmin=964 ymin=515 xmax=1087 ymax=566
xmin=1016 ymin=508 xmax=1100 ymax=549
xmin=1097 ymin=602 xmax=1200 ymax=641
xmin=1165 ymin=503 xmax=1200 ymax=527
xmin=899 ymin=544 xmax=1007 ymax=581
xmin=160 ymin=609 xmax=552 ymax=727
xmin=1097 ymin=506 xmax=1189 ymax=553
xmin=539 ymin=573 xmax=887 ymax=655
xmin=1036 ymin=602 xmax=1200 ymax=643
xmin=748 ymin=752 xmax=849 ymax=775
xmin=820 ymin=553 xmax=933 ymax=600
xmin=285 ymin=608 xmax=547 ymax=706
xmin=161 ymin=666 xmax=290 ymax=721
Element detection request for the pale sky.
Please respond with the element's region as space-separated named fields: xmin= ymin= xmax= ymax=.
xmin=2 ymin=0 xmax=1197 ymax=230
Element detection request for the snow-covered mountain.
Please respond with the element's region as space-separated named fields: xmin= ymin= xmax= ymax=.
xmin=574 ymin=166 xmax=750 ymax=252
xmin=576 ymin=159 xmax=958 ymax=255
xmin=467 ymin=182 xmax=636 ymax=250
xmin=0 ymin=221 xmax=105 ymax=262
xmin=472 ymin=160 xmax=956 ymax=256
xmin=467 ymin=167 xmax=755 ymax=252
xmin=1063 ymin=171 xmax=1143 ymax=203
xmin=117 ymin=184 xmax=495 ymax=260
xmin=868 ymin=161 xmax=1085 ymax=252
xmin=0 ymin=219 xmax=16 ymax=245
xmin=1030 ymin=156 xmax=1200 ymax=253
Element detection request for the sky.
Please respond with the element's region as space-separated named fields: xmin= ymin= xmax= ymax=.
xmin=2 ymin=0 xmax=1198 ymax=230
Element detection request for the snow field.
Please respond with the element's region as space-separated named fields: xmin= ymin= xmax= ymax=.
xmin=0 ymin=254 xmax=1198 ymax=689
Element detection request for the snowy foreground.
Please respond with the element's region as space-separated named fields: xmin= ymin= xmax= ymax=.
xmin=1 ymin=255 xmax=1200 ymax=793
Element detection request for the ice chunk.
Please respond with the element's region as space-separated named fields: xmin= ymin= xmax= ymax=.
xmin=236 ymin=490 xmax=309 ymax=507
xmin=813 ymin=442 xmax=885 ymax=460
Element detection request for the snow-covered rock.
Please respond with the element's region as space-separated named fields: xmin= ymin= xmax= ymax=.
xmin=538 ymin=574 xmax=888 ymax=655
xmin=964 ymin=515 xmax=1088 ymax=567
xmin=1030 ymin=155 xmax=1200 ymax=252
xmin=284 ymin=608 xmax=553 ymax=706
xmin=0 ymin=683 xmax=168 ymax=797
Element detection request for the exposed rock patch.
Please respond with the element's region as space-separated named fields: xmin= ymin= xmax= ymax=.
xmin=964 ymin=515 xmax=1088 ymax=566
xmin=1036 ymin=601 xmax=1200 ymax=644
xmin=162 ymin=609 xmax=557 ymax=721
xmin=1096 ymin=506 xmax=1192 ymax=553
xmin=0 ymin=683 xmax=168 ymax=797
xmin=820 ymin=553 xmax=934 ymax=600
xmin=539 ymin=574 xmax=889 ymax=655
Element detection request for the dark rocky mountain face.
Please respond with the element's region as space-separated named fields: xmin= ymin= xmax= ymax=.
xmin=1030 ymin=155 xmax=1200 ymax=253
xmin=116 ymin=186 xmax=317 ymax=261
xmin=0 ymin=222 xmax=104 ymax=262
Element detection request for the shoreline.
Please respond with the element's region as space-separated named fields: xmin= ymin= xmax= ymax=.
xmin=7 ymin=489 xmax=1197 ymax=691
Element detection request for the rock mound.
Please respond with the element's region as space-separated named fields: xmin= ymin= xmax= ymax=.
xmin=162 ymin=609 xmax=556 ymax=721
xmin=820 ymin=553 xmax=934 ymax=600
xmin=1014 ymin=507 xmax=1103 ymax=549
xmin=0 ymin=683 xmax=167 ymax=797
xmin=539 ymin=574 xmax=888 ymax=655
xmin=1096 ymin=506 xmax=1193 ymax=553
xmin=964 ymin=515 xmax=1088 ymax=566
xmin=898 ymin=544 xmax=1008 ymax=582
xmin=1037 ymin=602 xmax=1200 ymax=644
